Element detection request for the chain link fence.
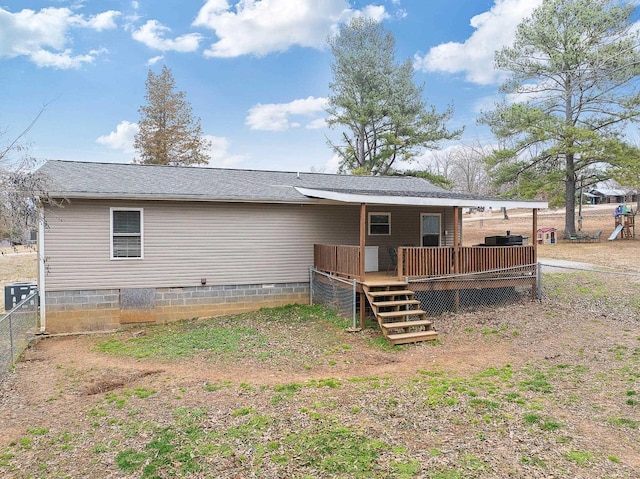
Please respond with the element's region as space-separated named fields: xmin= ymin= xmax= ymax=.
xmin=538 ymin=262 xmax=640 ymax=318
xmin=407 ymin=264 xmax=539 ymax=317
xmin=1 ymin=291 xmax=39 ymax=377
xmin=310 ymin=268 xmax=357 ymax=328
xmin=310 ymin=263 xmax=640 ymax=328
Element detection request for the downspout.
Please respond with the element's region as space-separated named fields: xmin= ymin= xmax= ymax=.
xmin=38 ymin=206 xmax=46 ymax=333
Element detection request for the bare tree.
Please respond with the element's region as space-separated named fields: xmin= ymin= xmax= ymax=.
xmin=418 ymin=141 xmax=492 ymax=194
xmin=0 ymin=110 xmax=50 ymax=245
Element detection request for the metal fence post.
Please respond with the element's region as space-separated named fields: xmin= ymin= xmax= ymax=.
xmin=537 ymin=263 xmax=543 ymax=300
xmin=9 ymin=312 xmax=14 ymax=366
xmin=352 ymin=279 xmax=357 ymax=330
xmin=309 ymin=268 xmax=314 ymax=305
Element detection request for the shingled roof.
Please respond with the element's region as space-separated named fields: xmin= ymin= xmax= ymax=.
xmin=37 ymin=160 xmax=547 ymax=209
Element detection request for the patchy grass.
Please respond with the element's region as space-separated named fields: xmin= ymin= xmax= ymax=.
xmin=2 ymin=287 xmax=640 ymax=477
xmin=95 ymin=324 xmax=267 ymax=359
xmin=94 ymin=304 xmax=357 ymax=364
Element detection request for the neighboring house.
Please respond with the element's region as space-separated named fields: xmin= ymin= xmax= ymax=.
xmin=585 ymin=187 xmax=638 ymax=205
xmin=37 ymin=160 xmax=547 ymax=336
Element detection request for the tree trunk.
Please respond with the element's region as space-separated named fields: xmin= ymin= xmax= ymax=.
xmin=564 ymin=153 xmax=577 ymax=238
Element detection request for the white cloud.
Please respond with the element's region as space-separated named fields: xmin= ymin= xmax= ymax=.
xmin=246 ymin=96 xmax=328 ymax=131
xmin=147 ymin=55 xmax=164 ymax=65
xmin=0 ymin=6 xmax=119 ymax=69
xmin=205 ymin=135 xmax=246 ymax=168
xmin=96 ymin=121 xmax=139 ymax=153
xmin=83 ymin=10 xmax=120 ymax=31
xmin=132 ymin=20 xmax=201 ymax=52
xmin=356 ymin=5 xmax=389 ymax=23
xmin=413 ymin=0 xmax=542 ymax=85
xmin=193 ymin=0 xmax=388 ymax=58
xmin=472 ymin=94 xmax=503 ymax=114
xmin=322 ymin=154 xmax=341 ymax=173
xmin=306 ymin=118 xmax=328 ymax=130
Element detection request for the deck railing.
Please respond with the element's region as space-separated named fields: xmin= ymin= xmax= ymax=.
xmin=399 ymin=245 xmax=535 ymax=278
xmin=313 ymin=244 xmax=535 ymax=280
xmin=314 ymin=244 xmax=361 ymax=278
xmin=457 ymin=245 xmax=535 ymax=275
xmin=399 ymin=246 xmax=455 ymax=277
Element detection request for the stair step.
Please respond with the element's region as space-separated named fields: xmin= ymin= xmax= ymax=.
xmin=378 ymin=309 xmax=427 ymax=319
xmin=372 ymin=299 xmax=420 ymax=308
xmin=364 ymin=280 xmax=408 ymax=287
xmin=381 ymin=319 xmax=433 ymax=330
xmin=386 ymin=330 xmax=439 ymax=345
xmin=367 ymin=289 xmax=414 ymax=298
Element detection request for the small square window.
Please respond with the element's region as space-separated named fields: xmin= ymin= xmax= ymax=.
xmin=111 ymin=208 xmax=143 ymax=259
xmin=368 ymin=212 xmax=391 ymax=235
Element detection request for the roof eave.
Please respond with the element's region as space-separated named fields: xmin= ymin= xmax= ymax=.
xmin=44 ymin=192 xmax=318 ymax=204
xmin=294 ymin=187 xmax=548 ymax=209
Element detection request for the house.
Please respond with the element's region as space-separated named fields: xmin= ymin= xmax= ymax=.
xmin=36 ymin=160 xmax=547 ymax=339
xmin=584 ymin=187 xmax=637 ymax=205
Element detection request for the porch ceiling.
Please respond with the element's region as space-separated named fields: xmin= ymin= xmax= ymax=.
xmin=295 ymin=187 xmax=548 ymax=210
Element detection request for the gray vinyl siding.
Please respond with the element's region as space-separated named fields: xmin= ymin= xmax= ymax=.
xmin=44 ymin=200 xmax=355 ymax=290
xmin=364 ymin=206 xmax=454 ymax=270
xmin=43 ymin=200 xmax=456 ymax=291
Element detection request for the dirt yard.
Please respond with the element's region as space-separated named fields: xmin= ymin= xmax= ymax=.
xmin=0 ymin=207 xmax=639 ymax=478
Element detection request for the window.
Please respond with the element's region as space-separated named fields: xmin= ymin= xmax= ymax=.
xmin=111 ymin=208 xmax=143 ymax=259
xmin=368 ymin=212 xmax=391 ymax=235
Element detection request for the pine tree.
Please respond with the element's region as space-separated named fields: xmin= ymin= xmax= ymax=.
xmin=134 ymin=65 xmax=210 ymax=166
xmin=481 ymin=0 xmax=640 ymax=237
xmin=326 ymin=17 xmax=460 ymax=175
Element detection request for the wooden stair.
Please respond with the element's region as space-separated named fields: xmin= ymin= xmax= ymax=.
xmin=363 ymin=280 xmax=438 ymax=345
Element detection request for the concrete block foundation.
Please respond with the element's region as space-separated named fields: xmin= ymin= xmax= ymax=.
xmin=44 ymin=282 xmax=310 ymax=333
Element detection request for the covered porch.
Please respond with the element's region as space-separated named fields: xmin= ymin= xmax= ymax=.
xmin=301 ymin=187 xmax=547 ymax=344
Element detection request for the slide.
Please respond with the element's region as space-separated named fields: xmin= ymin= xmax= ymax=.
xmin=608 ymin=224 xmax=624 ymax=241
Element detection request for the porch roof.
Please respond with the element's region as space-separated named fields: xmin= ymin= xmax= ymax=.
xmin=295 ymin=187 xmax=548 ymax=209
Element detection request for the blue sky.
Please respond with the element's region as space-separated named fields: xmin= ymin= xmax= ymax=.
xmin=2 ymin=0 xmax=633 ymax=173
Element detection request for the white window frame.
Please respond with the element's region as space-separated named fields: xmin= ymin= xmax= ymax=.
xmin=368 ymin=212 xmax=391 ymax=236
xmin=110 ymin=207 xmax=144 ymax=260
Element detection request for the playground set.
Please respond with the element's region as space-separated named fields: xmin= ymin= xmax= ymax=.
xmin=609 ymin=205 xmax=635 ymax=241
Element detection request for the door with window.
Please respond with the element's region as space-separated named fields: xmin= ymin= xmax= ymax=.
xmin=421 ymin=214 xmax=441 ymax=247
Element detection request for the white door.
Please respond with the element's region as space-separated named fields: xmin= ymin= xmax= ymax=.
xmin=421 ymin=214 xmax=441 ymax=246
